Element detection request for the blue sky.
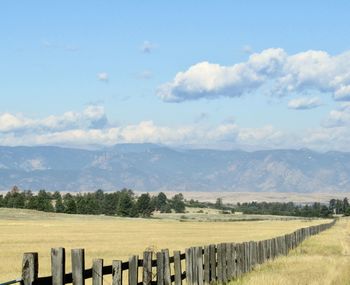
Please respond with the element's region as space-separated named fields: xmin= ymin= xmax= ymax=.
xmin=1 ymin=1 xmax=350 ymax=150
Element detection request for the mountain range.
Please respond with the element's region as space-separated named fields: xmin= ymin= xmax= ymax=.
xmin=0 ymin=144 xmax=349 ymax=193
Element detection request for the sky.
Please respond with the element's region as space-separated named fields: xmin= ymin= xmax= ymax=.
xmin=1 ymin=1 xmax=350 ymax=151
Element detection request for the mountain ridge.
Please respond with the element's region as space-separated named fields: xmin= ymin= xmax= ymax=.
xmin=0 ymin=144 xmax=349 ymax=193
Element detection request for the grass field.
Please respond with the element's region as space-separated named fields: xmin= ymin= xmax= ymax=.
xmin=0 ymin=208 xmax=328 ymax=282
xmin=230 ymin=217 xmax=350 ymax=285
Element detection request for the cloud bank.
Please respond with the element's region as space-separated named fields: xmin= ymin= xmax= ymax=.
xmin=157 ymin=48 xmax=350 ymax=102
xmin=1 ymin=105 xmax=350 ymax=151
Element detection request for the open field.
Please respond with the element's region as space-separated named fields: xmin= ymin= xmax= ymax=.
xmin=0 ymin=208 xmax=328 ymax=282
xmin=153 ymin=207 xmax=308 ymax=222
xmin=230 ymin=217 xmax=350 ymax=285
xmin=157 ymin=191 xmax=350 ymax=204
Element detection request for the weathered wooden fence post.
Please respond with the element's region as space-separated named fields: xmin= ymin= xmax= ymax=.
xmin=157 ymin=251 xmax=165 ymax=285
xmin=192 ymin=248 xmax=197 ymax=285
xmin=162 ymin=249 xmax=171 ymax=285
xmin=216 ymin=243 xmax=224 ymax=283
xmin=112 ymin=260 xmax=122 ymax=285
xmin=196 ymin=247 xmax=203 ymax=285
xmin=22 ymin=252 xmax=38 ymax=285
xmin=72 ymin=249 xmax=85 ymax=285
xmin=92 ymin=258 xmax=103 ymax=285
xmin=226 ymin=243 xmax=233 ymax=280
xmin=173 ymin=250 xmax=182 ymax=285
xmin=143 ymin=251 xmax=153 ymax=285
xmin=185 ymin=248 xmax=192 ymax=285
xmin=203 ymin=246 xmax=210 ymax=285
xmin=51 ymin=248 xmax=65 ymax=285
xmin=209 ymin=244 xmax=216 ymax=283
xmin=129 ymin=255 xmax=139 ymax=285
xmin=236 ymin=243 xmax=243 ymax=278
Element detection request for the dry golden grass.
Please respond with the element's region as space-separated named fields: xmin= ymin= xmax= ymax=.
xmin=229 ymin=217 xmax=350 ymax=285
xmin=0 ymin=208 xmax=328 ymax=282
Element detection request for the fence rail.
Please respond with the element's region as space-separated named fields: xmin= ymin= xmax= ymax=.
xmin=20 ymin=219 xmax=336 ymax=285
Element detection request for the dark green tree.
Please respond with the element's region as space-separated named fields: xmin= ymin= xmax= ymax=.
xmin=343 ymin=198 xmax=349 ymax=213
xmin=85 ymin=193 xmax=100 ymax=214
xmin=4 ymin=186 xmax=25 ymax=208
xmin=75 ymin=195 xmax=86 ymax=214
xmin=320 ymin=205 xmax=332 ymax=218
xmin=103 ymin=192 xmax=119 ymax=215
xmin=215 ymin=198 xmax=223 ymax=210
xmin=26 ymin=195 xmax=39 ymax=209
xmin=36 ymin=190 xmax=54 ymax=212
xmin=170 ymin=193 xmax=185 ymax=213
xmin=55 ymin=195 xmax=65 ymax=213
xmin=52 ymin=191 xmax=61 ymax=200
xmin=63 ymin=193 xmax=77 ymax=214
xmin=135 ymin=193 xmax=154 ymax=217
xmin=116 ymin=190 xmax=134 ymax=216
xmin=155 ymin=192 xmax=168 ymax=212
xmin=329 ymin=199 xmax=336 ymax=213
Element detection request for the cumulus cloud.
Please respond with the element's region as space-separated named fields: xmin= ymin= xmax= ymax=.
xmin=0 ymin=113 xmax=33 ymax=132
xmin=0 ymin=105 xmax=108 ymax=134
xmin=322 ymin=103 xmax=350 ymax=128
xmin=157 ymin=48 xmax=350 ymax=103
xmin=288 ymin=97 xmax=322 ymax=110
xmin=97 ymin=72 xmax=109 ymax=82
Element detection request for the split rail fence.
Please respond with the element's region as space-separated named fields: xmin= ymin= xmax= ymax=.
xmin=21 ymin=219 xmax=336 ymax=285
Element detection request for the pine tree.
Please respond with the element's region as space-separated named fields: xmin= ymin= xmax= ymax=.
xmin=136 ymin=193 xmax=154 ymax=217
xmin=55 ymin=196 xmax=65 ymax=213
xmin=36 ymin=190 xmax=54 ymax=212
xmin=64 ymin=194 xmax=77 ymax=214
xmin=170 ymin=193 xmax=185 ymax=213
xmin=117 ymin=191 xmax=134 ymax=216
xmin=103 ymin=193 xmax=119 ymax=215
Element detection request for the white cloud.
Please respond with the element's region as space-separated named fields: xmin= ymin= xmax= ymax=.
xmin=0 ymin=110 xmax=290 ymax=150
xmin=323 ymin=103 xmax=350 ymax=127
xmin=97 ymin=72 xmax=109 ymax=82
xmin=4 ymin=106 xmax=350 ymax=151
xmin=158 ymin=48 xmax=350 ymax=103
xmin=288 ymin=97 xmax=322 ymax=110
xmin=0 ymin=113 xmax=33 ymax=132
xmin=141 ymin=41 xmax=156 ymax=53
xmin=0 ymin=105 xmax=108 ymax=134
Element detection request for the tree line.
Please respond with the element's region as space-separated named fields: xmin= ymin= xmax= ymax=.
xmin=0 ymin=186 xmax=185 ymax=217
xmin=234 ymin=198 xmax=350 ymax=218
xmin=186 ymin=197 xmax=350 ymax=218
xmin=1 ymin=186 xmax=349 ymax=218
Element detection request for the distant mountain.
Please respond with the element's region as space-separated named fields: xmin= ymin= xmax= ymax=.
xmin=0 ymin=144 xmax=350 ymax=193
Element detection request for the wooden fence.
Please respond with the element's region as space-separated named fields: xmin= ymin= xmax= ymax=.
xmin=21 ymin=219 xmax=336 ymax=285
